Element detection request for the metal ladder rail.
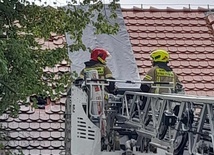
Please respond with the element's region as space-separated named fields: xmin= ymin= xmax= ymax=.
xmin=117 ymin=91 xmax=175 ymax=150
xmin=119 ymin=92 xmax=214 ymax=154
xmin=65 ymin=88 xmax=72 ymax=155
xmin=190 ymin=103 xmax=214 ymax=154
xmin=126 ymin=92 xmax=176 ymax=149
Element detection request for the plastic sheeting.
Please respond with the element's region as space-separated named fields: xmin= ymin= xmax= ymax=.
xmin=65 ymin=5 xmax=140 ymax=88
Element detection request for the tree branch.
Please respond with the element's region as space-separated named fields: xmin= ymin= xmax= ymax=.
xmin=0 ymin=80 xmax=16 ymax=94
xmin=0 ymin=35 xmax=7 ymax=38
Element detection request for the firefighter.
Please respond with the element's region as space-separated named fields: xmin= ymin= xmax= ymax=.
xmin=139 ymin=49 xmax=184 ymax=153
xmin=77 ymin=47 xmax=116 ymax=94
xmin=140 ymin=49 xmax=183 ymax=94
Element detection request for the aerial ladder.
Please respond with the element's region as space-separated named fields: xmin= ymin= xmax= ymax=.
xmin=64 ymin=70 xmax=214 ymax=155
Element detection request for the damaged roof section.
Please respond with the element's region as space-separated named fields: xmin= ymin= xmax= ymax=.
xmin=122 ymin=7 xmax=214 ymax=96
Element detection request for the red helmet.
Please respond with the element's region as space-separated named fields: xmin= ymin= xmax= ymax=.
xmin=90 ymin=48 xmax=110 ymax=64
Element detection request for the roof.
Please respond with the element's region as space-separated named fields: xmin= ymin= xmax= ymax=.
xmin=1 ymin=6 xmax=214 ymax=155
xmin=0 ymin=34 xmax=68 ymax=155
xmin=122 ymin=7 xmax=214 ymax=96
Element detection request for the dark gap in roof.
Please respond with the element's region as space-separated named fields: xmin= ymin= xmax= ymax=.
xmin=30 ymin=95 xmax=48 ymax=109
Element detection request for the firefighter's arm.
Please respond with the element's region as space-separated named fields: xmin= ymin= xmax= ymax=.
xmin=104 ymin=66 xmax=113 ymax=79
xmin=79 ymin=69 xmax=84 ymax=79
xmin=174 ymin=73 xmax=184 ymax=93
xmin=73 ymin=70 xmax=84 ymax=86
xmin=140 ymin=68 xmax=154 ymax=92
xmin=104 ymin=66 xmax=116 ymax=94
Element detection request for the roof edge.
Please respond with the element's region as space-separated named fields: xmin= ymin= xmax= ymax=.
xmin=121 ymin=6 xmax=209 ymax=12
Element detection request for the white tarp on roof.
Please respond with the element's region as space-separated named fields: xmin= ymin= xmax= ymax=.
xmin=66 ymin=5 xmax=140 ymax=88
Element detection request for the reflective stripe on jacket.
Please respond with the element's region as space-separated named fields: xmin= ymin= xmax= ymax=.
xmin=79 ymin=63 xmax=113 ymax=79
xmin=143 ymin=66 xmax=180 ymax=94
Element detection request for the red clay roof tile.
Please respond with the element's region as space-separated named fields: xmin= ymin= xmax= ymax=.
xmin=123 ymin=6 xmax=214 ymax=95
xmin=177 ymin=47 xmax=186 ymax=52
xmin=189 ymin=61 xmax=199 ymax=67
xmin=208 ymin=61 xmax=214 ymax=67
xmin=143 ymin=60 xmax=152 ymax=66
xmin=170 ymin=60 xmax=180 ymax=67
xmin=40 ymin=113 xmax=50 ymax=121
xmin=173 ymin=68 xmax=182 ymax=74
xmin=148 ymin=33 xmax=157 ymax=38
xmin=161 ymin=12 xmax=170 ymax=18
xmin=199 ymin=61 xmax=209 ymax=67
xmin=51 ymin=131 xmax=61 ymax=138
xmin=20 ymin=122 xmax=30 ymax=129
xmin=20 ymin=105 xmax=30 ymax=112
xmin=53 ymin=38 xmax=64 ymax=45
xmin=203 ymin=75 xmax=212 ymax=82
xmin=195 ymin=83 xmax=205 ymax=89
xmin=50 ymin=114 xmax=60 ymax=121
xmin=140 ymin=53 xmax=148 ymax=60
xmin=184 ymin=83 xmax=195 ymax=89
xmin=139 ymin=32 xmax=148 ymax=38
xmin=186 ymin=54 xmax=195 ymax=60
xmin=168 ymin=46 xmax=177 ymax=52
xmin=158 ymin=40 xmax=167 ymax=45
xmin=165 ymin=33 xmax=174 ymax=38
xmin=129 ymin=19 xmax=138 ymax=24
xmin=205 ymin=47 xmax=214 ymax=52
xmin=165 ymin=26 xmax=174 ymax=31
xmin=167 ymin=40 xmax=176 ymax=45
xmin=170 ymin=53 xmax=179 ymax=59
xmin=147 ymin=26 xmax=156 ymax=31
xmin=149 ymin=39 xmax=158 ymax=45
xmin=178 ymin=53 xmax=188 ymax=59
xmin=183 ymin=68 xmax=192 ymax=74
xmin=50 ymin=105 xmax=61 ymax=113
xmin=51 ymin=141 xmax=62 ymax=148
xmin=139 ymin=40 xmax=148 ymax=45
xmin=196 ymin=47 xmax=205 ymax=52
xmin=184 ymin=75 xmax=193 ymax=82
xmin=196 ymin=91 xmax=207 ymax=96
xmin=185 ymin=40 xmax=194 ymax=45
xmin=181 ymin=61 xmax=190 ymax=67
xmin=131 ymin=39 xmax=140 ymax=45
xmin=19 ymin=114 xmax=29 ymax=121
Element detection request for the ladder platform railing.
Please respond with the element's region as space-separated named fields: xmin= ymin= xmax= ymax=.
xmin=118 ymin=91 xmax=214 ymax=154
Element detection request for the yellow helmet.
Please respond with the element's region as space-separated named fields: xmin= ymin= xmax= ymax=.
xmin=150 ymin=49 xmax=169 ymax=63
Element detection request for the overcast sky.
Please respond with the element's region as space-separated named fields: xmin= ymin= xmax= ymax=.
xmin=32 ymin=0 xmax=214 ymax=9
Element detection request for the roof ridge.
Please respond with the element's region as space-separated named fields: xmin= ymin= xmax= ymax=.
xmin=121 ymin=6 xmax=209 ymax=12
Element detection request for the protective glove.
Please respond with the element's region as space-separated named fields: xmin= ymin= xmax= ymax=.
xmin=73 ymin=78 xmax=84 ymax=86
xmin=175 ymin=83 xmax=184 ymax=94
xmin=140 ymin=84 xmax=151 ymax=93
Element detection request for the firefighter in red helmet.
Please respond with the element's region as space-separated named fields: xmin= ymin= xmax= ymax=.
xmin=78 ymin=48 xmax=116 ymax=94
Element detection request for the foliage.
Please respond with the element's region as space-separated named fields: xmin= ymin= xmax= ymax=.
xmin=0 ymin=0 xmax=120 ymax=115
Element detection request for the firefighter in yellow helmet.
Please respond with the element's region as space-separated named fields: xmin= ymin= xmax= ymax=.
xmin=140 ymin=49 xmax=183 ymax=94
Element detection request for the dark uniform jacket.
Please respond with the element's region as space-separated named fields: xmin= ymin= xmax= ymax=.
xmin=141 ymin=63 xmax=181 ymax=94
xmin=79 ymin=60 xmax=115 ymax=93
xmin=79 ymin=60 xmax=113 ymax=79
